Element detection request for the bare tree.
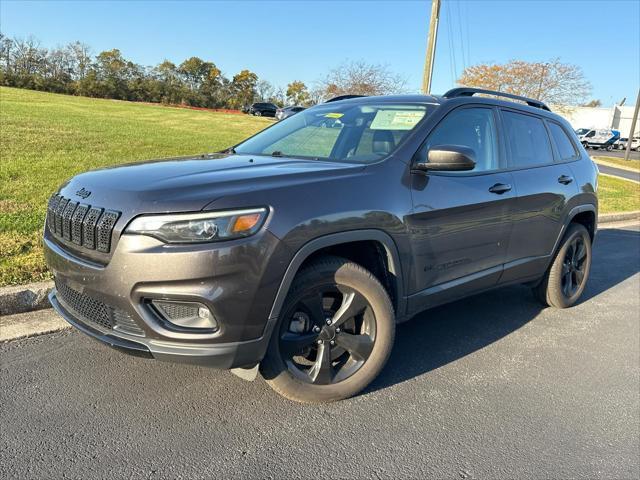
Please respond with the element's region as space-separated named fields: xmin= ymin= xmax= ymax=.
xmin=458 ymin=58 xmax=591 ymax=106
xmin=316 ymin=60 xmax=406 ymax=100
xmin=12 ymin=36 xmax=46 ymax=76
xmin=66 ymin=41 xmax=92 ymax=80
xmin=0 ymin=33 xmax=14 ymax=72
xmin=256 ymin=79 xmax=275 ymax=102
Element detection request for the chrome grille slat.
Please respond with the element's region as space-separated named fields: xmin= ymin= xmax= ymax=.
xmin=46 ymin=194 xmax=120 ymax=254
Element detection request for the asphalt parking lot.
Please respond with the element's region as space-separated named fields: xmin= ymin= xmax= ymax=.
xmin=1 ymin=223 xmax=639 ymax=479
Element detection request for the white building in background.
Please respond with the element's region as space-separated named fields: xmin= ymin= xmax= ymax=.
xmin=556 ymin=104 xmax=638 ymax=137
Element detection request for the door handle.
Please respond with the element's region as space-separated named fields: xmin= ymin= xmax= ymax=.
xmin=489 ymin=183 xmax=512 ymax=194
xmin=558 ymin=175 xmax=574 ymax=185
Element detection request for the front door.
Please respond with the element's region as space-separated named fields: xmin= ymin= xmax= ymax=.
xmin=406 ymin=106 xmax=515 ymax=311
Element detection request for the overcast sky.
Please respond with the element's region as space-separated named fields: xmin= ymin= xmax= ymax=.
xmin=2 ymin=0 xmax=638 ymax=106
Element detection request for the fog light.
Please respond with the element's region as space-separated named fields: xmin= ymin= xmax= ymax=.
xmin=150 ymin=300 xmax=219 ymax=331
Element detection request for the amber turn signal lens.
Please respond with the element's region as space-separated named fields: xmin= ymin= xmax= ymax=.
xmin=231 ymin=213 xmax=262 ymax=233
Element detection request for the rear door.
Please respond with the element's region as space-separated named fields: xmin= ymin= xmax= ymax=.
xmin=407 ymin=105 xmax=516 ymax=310
xmin=500 ymin=110 xmax=579 ymax=283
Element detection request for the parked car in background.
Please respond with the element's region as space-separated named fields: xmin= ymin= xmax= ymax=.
xmin=579 ymin=128 xmax=620 ymax=150
xmin=249 ymin=102 xmax=278 ymax=117
xmin=276 ymin=106 xmax=306 ymax=121
xmin=615 ymin=137 xmax=640 ymax=151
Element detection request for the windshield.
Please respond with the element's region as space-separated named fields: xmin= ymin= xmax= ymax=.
xmin=575 ymin=128 xmax=590 ymax=135
xmin=235 ymin=102 xmax=431 ymax=163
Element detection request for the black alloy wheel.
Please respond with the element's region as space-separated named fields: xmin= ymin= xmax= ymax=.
xmin=279 ymin=285 xmax=375 ymax=385
xmin=260 ymin=256 xmax=395 ymax=403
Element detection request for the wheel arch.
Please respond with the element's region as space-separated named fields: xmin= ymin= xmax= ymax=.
xmin=268 ymin=230 xmax=405 ymax=322
xmin=550 ymin=204 xmax=597 ymax=257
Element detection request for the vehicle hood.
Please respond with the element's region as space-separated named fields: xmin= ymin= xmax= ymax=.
xmin=57 ymin=153 xmax=364 ymax=213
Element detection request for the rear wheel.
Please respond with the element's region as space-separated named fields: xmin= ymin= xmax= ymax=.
xmin=533 ymin=223 xmax=592 ymax=308
xmin=254 ymin=111 xmax=262 ymax=116
xmin=260 ymin=256 xmax=395 ymax=403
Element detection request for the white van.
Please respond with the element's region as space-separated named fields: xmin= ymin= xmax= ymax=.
xmin=579 ymin=129 xmax=620 ymax=151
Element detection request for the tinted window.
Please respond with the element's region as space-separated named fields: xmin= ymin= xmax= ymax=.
xmin=421 ymin=107 xmax=499 ymax=172
xmin=548 ymin=122 xmax=578 ymax=160
xmin=502 ymin=111 xmax=553 ymax=168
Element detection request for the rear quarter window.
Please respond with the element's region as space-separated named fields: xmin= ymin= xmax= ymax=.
xmin=502 ymin=110 xmax=554 ymax=168
xmin=548 ymin=122 xmax=578 ymax=161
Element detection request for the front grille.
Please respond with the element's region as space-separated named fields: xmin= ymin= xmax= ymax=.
xmin=55 ymin=279 xmax=145 ymax=337
xmin=47 ymin=194 xmax=120 ymax=253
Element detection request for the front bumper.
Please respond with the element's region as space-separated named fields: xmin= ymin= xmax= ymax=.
xmin=49 ymin=290 xmax=270 ymax=368
xmin=44 ymin=228 xmax=286 ymax=368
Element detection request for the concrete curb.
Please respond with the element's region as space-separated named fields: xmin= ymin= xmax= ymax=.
xmin=0 ymin=308 xmax=69 ymax=342
xmin=0 ymin=211 xmax=638 ymax=319
xmin=0 ymin=280 xmax=54 ymax=316
xmin=599 ymin=211 xmax=640 ymax=224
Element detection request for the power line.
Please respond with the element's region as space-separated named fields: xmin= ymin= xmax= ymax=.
xmin=455 ymin=0 xmax=466 ymax=72
xmin=445 ymin=1 xmax=457 ymax=83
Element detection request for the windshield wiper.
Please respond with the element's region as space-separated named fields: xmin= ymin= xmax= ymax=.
xmin=270 ymin=150 xmax=284 ymax=157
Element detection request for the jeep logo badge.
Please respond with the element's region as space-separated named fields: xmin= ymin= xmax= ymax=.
xmin=76 ymin=187 xmax=91 ymax=199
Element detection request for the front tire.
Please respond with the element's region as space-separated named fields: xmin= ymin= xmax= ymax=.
xmin=533 ymin=223 xmax=592 ymax=308
xmin=260 ymin=256 xmax=395 ymax=403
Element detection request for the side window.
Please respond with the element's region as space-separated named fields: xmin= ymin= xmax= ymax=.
xmin=548 ymin=122 xmax=578 ymax=161
xmin=421 ymin=107 xmax=499 ymax=172
xmin=502 ymin=111 xmax=553 ymax=168
xmin=585 ymin=130 xmax=595 ymax=138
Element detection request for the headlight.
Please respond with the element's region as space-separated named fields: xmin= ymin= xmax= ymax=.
xmin=125 ymin=208 xmax=268 ymax=243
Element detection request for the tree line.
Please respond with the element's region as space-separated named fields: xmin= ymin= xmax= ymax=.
xmin=0 ymin=33 xmax=408 ymax=110
xmin=1 ymin=33 xmax=595 ymax=110
xmin=0 ymin=33 xmax=315 ymax=109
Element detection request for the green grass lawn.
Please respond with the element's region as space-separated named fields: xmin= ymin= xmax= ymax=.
xmin=592 ymin=155 xmax=640 ymax=172
xmin=598 ymin=174 xmax=640 ymax=214
xmin=1 ymin=87 xmax=639 ymax=286
xmin=0 ymin=87 xmax=271 ymax=286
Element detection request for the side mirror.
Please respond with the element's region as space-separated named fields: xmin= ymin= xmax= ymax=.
xmin=413 ymin=145 xmax=476 ymax=172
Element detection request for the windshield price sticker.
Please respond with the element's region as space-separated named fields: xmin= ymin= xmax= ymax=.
xmin=370 ymin=110 xmax=425 ymax=130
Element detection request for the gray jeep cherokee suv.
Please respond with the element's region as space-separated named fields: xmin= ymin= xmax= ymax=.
xmin=44 ymin=88 xmax=598 ymax=402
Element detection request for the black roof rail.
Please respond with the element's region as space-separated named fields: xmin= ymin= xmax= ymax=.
xmin=443 ymin=87 xmax=551 ymax=111
xmin=325 ymin=94 xmax=367 ymax=103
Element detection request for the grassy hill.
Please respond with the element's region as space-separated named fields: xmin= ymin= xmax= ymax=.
xmin=0 ymin=87 xmax=638 ymax=286
xmin=0 ymin=87 xmax=271 ymax=285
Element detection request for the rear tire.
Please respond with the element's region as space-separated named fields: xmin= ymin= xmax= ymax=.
xmin=533 ymin=223 xmax=592 ymax=308
xmin=260 ymin=256 xmax=395 ymax=403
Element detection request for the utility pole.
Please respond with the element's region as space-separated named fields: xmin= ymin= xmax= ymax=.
xmin=421 ymin=0 xmax=441 ymax=95
xmin=624 ymin=89 xmax=639 ymax=161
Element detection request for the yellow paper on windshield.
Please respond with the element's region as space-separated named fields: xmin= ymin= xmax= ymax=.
xmin=324 ymin=113 xmax=344 ymax=118
xmin=370 ymin=110 xmax=425 ymax=130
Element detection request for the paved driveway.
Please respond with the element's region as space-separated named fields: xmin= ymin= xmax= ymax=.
xmin=1 ymin=224 xmax=639 ymax=479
